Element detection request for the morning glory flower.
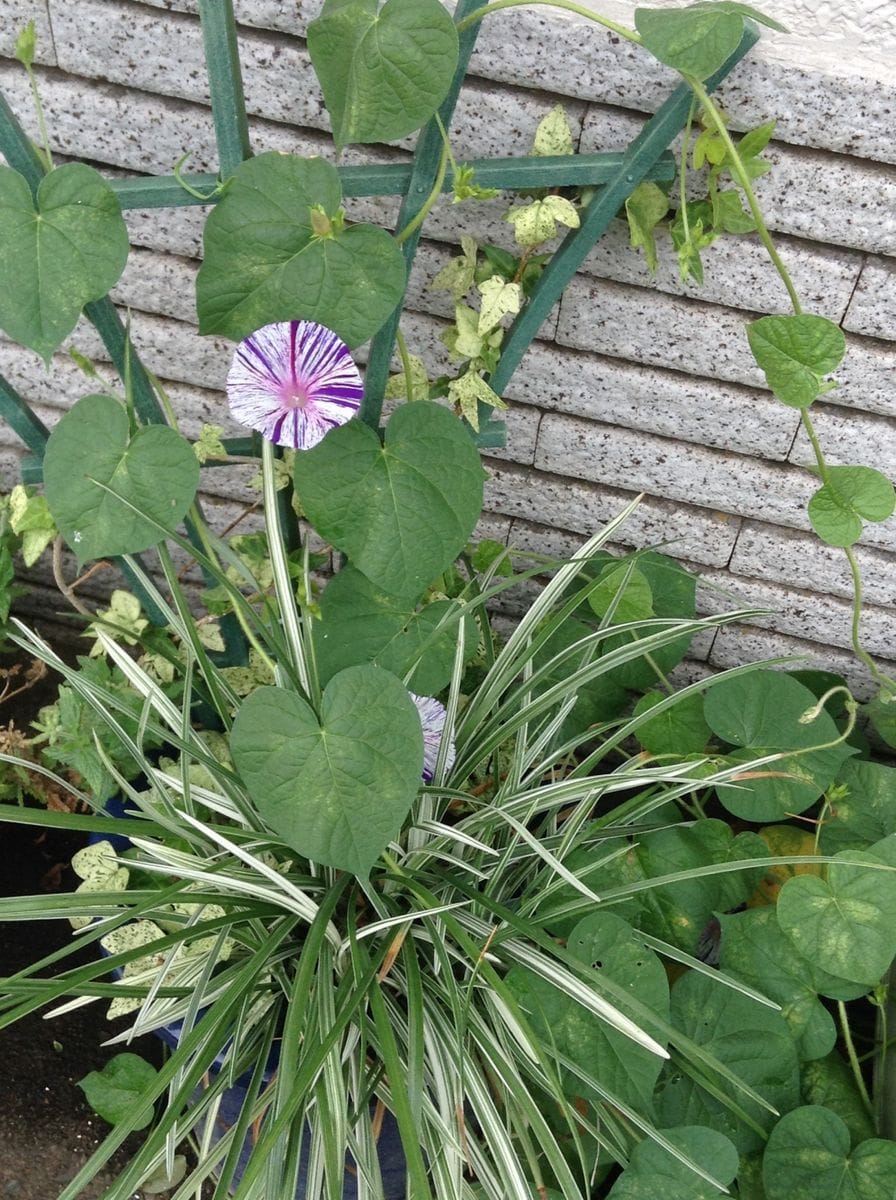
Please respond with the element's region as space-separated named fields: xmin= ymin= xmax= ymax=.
xmin=411 ymin=693 xmax=456 ymax=782
xmin=226 ymin=320 xmax=363 ymax=450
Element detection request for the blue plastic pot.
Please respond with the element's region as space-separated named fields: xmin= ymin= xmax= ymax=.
xmin=89 ymin=809 xmax=408 ymax=1197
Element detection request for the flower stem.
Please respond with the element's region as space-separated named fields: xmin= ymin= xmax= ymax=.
xmin=456 ymin=0 xmax=640 ymax=44
xmin=678 ymin=99 xmax=697 ymax=249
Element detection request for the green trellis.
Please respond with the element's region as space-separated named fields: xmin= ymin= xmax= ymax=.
xmin=0 ymin=0 xmax=757 ymax=638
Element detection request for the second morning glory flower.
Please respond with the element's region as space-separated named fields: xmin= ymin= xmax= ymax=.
xmin=226 ymin=320 xmax=363 ymax=450
xmin=411 ymin=693 xmax=456 ymax=782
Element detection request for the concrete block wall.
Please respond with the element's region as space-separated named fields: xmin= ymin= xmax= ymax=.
xmin=0 ymin=0 xmax=894 ymax=696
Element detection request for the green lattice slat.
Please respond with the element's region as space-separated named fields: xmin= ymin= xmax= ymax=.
xmin=108 ymin=152 xmax=676 ymax=210
xmin=0 ymin=373 xmax=50 ymax=460
xmin=198 ymin=0 xmax=252 ymax=177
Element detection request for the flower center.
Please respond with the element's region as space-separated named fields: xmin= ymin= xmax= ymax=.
xmin=281 ymin=384 xmax=310 ymax=410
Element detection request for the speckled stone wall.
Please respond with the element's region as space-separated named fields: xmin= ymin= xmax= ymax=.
xmin=0 ymin=0 xmax=894 ymax=694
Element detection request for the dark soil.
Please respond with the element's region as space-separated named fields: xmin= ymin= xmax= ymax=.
xmin=0 ymin=655 xmax=163 ymax=1200
xmin=0 ymin=822 xmax=165 ymax=1200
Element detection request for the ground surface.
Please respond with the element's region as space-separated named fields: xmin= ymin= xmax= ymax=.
xmin=0 ymin=819 xmax=164 ymax=1200
xmin=0 ymin=654 xmax=164 ymax=1200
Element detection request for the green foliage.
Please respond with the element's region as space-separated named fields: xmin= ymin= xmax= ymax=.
xmin=656 ymin=970 xmax=800 ymax=1153
xmin=293 ymin=401 xmax=485 ymax=603
xmin=801 ymin=1054 xmax=877 ymax=1148
xmin=0 ymin=164 xmax=129 ymax=361
xmin=230 ymin=666 xmax=424 ymax=876
xmin=636 ymin=3 xmax=785 ymax=80
xmin=196 ymin=152 xmax=406 ymax=347
xmin=747 ymin=314 xmax=846 ymax=409
xmin=78 ymin=1054 xmax=158 ymax=1131
xmin=307 ymin=0 xmax=459 ymax=147
xmin=14 ymin=20 xmax=37 ymax=69
xmin=820 ymin=759 xmax=896 ymax=854
xmin=625 ymin=181 xmax=670 ymax=273
xmin=315 ymin=564 xmax=476 ymax=694
xmin=776 ymin=836 xmax=896 ymax=987
xmin=606 ymin=1126 xmax=738 ymax=1199
xmin=703 ymin=670 xmax=854 ymax=821
xmin=509 ymin=912 xmax=670 ymax=1113
xmin=719 ymin=906 xmax=838 ymax=1060
xmin=763 ymin=1106 xmax=896 ymax=1199
xmin=632 ymin=690 xmax=711 ymax=757
xmin=505 ymin=194 xmax=580 ymax=247
xmin=7 ymin=484 xmax=55 ymax=566
xmin=42 ymin=394 xmax=199 ymax=564
xmin=807 ymin=466 xmax=895 ymax=548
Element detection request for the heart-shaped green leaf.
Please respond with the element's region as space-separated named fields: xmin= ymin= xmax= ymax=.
xmin=656 ymin=970 xmax=800 ymax=1153
xmin=719 ymin=906 xmax=837 ymax=1061
xmin=820 ymin=759 xmax=896 ymax=855
xmin=543 ymin=818 xmax=768 ymax=949
xmin=587 ymin=563 xmax=654 ymax=623
xmin=763 ymin=1106 xmax=896 ymax=1199
xmin=507 ymin=912 xmax=669 ymax=1113
xmin=315 ymin=565 xmax=476 ymax=694
xmin=43 ymin=394 xmax=200 ymax=564
xmin=294 ymin=401 xmax=485 ymax=603
xmin=633 ymin=690 xmax=711 ymax=757
xmin=230 ymin=666 xmax=423 ymax=876
xmin=703 ymin=670 xmax=853 ymax=821
xmin=196 ymin=153 xmax=406 ymax=347
xmin=801 ymin=1055 xmax=877 ymax=1148
xmin=635 ymin=2 xmax=784 ymax=80
xmin=808 ymin=466 xmax=895 ymax=548
xmin=78 ymin=1053 xmax=158 ymax=1130
xmin=746 ymin=314 xmax=846 ymax=409
xmin=776 ymin=836 xmax=896 ymax=986
xmin=0 ymin=163 xmax=129 ymax=361
xmin=606 ymin=1125 xmax=739 ymax=1200
xmin=308 ymin=0 xmax=459 ymax=146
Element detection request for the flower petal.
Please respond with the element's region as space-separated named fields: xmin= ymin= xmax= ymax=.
xmin=227 ymin=320 xmax=363 ymax=450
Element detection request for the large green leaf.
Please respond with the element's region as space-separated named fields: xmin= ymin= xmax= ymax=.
xmin=656 ymin=970 xmax=800 ymax=1153
xmin=801 ymin=1055 xmax=877 ymax=1148
xmin=775 ymin=835 xmax=896 ymax=987
xmin=703 ymin=671 xmax=853 ymax=822
xmin=293 ymin=401 xmax=485 ymax=603
xmin=719 ymin=906 xmax=837 ymax=1060
xmin=820 ymin=758 xmax=896 ymax=854
xmin=632 ymin=690 xmax=711 ymax=757
xmin=0 ymin=163 xmax=129 ymax=361
xmin=507 ymin=912 xmax=669 ymax=1114
xmin=807 ymin=466 xmax=895 ymax=548
xmin=606 ymin=1126 xmax=738 ymax=1200
xmin=196 ymin=152 xmax=406 ymax=347
xmin=763 ymin=1106 xmax=896 ymax=1200
xmin=308 ymin=0 xmax=459 ymax=146
xmin=230 ymin=666 xmax=423 ymax=876
xmin=43 ymin=394 xmax=200 ymax=564
xmin=78 ymin=1053 xmax=158 ymax=1130
xmin=544 ymin=818 xmax=768 ymax=951
xmin=315 ymin=564 xmax=475 ymax=694
xmin=635 ymin=3 xmax=784 ymax=80
xmin=747 ymin=314 xmax=846 ymax=409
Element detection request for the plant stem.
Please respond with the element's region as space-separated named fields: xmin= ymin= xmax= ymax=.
xmin=798 ymin=409 xmax=829 ymax=481
xmin=396 ymin=130 xmax=450 ymax=246
xmin=838 ymin=999 xmax=874 ymax=1117
xmin=23 ymin=63 xmax=53 ymax=172
xmin=678 ymin=99 xmax=697 ymax=248
xmin=395 ymin=327 xmax=416 ymax=401
xmin=456 ymin=0 xmax=640 ymax=44
xmin=686 ymin=79 xmax=801 ymax=315
xmin=844 ymin=546 xmax=896 ymax=693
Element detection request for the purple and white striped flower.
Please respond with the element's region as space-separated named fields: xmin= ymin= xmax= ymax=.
xmin=226 ymin=320 xmax=363 ymax=450
xmin=411 ymin=693 xmax=456 ymax=782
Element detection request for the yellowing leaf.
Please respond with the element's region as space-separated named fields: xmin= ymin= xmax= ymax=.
xmin=532 ymin=104 xmax=575 ymax=157
xmin=431 ymin=235 xmax=478 ymax=301
xmin=448 ymin=370 xmax=508 ymax=432
xmin=477 ymin=277 xmax=522 ymax=335
xmin=747 ymin=824 xmax=821 ymax=907
xmin=505 ymin=195 xmax=580 ymax=247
